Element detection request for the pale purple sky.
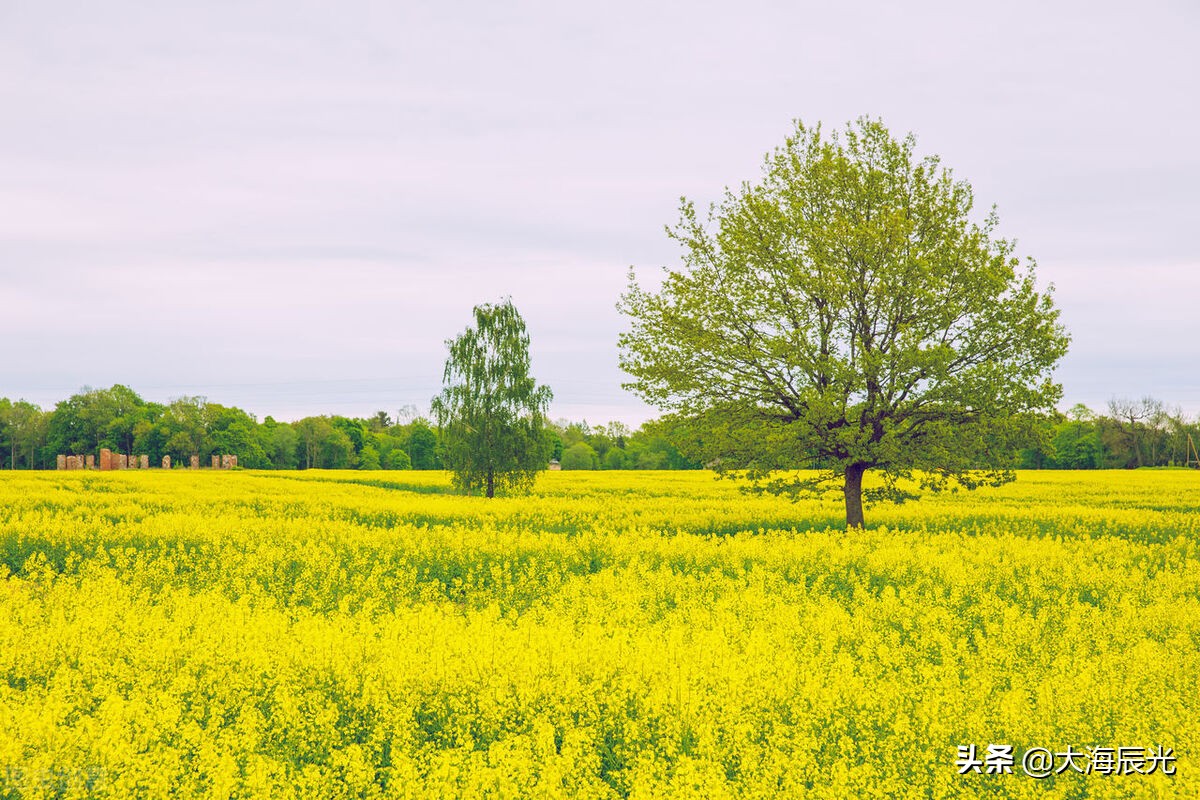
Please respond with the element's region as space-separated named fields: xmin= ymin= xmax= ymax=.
xmin=2 ymin=0 xmax=1198 ymax=424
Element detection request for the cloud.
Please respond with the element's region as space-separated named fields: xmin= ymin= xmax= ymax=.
xmin=2 ymin=0 xmax=1197 ymax=421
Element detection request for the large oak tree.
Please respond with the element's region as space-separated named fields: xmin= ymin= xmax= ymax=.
xmin=619 ymin=118 xmax=1070 ymax=527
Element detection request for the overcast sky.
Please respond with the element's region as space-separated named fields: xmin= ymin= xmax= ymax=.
xmin=2 ymin=0 xmax=1197 ymax=424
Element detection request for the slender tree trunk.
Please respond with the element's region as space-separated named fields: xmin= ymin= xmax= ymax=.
xmin=843 ymin=462 xmax=868 ymax=529
xmin=486 ymin=469 xmax=495 ymax=499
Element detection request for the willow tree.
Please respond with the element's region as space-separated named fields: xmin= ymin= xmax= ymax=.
xmin=432 ymin=299 xmax=553 ymax=498
xmin=619 ymin=118 xmax=1070 ymax=527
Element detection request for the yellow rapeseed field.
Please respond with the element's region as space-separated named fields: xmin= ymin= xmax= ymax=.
xmin=1 ymin=469 xmax=1197 ymax=799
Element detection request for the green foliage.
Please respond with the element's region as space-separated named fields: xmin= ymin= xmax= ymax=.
xmin=358 ymin=444 xmax=381 ymax=470
xmin=1017 ymin=400 xmax=1199 ymax=470
xmin=331 ymin=416 xmax=365 ymax=456
xmin=262 ymin=418 xmax=300 ymax=469
xmin=385 ymin=448 xmax=412 ymax=470
xmin=619 ymin=118 xmax=1071 ymax=526
xmin=602 ymin=447 xmax=626 ymax=470
xmin=1052 ymin=419 xmax=1102 ymax=469
xmin=560 ymin=442 xmax=600 ymax=470
xmin=159 ymin=397 xmax=206 ymax=463
xmin=47 ymin=385 xmax=148 ymax=456
xmin=293 ymin=417 xmax=355 ymax=469
xmin=208 ymin=407 xmax=271 ymax=469
xmin=432 ymin=300 xmax=553 ymax=497
xmin=366 ymin=410 xmax=392 ymax=432
xmin=405 ymin=421 xmax=440 ymax=470
xmin=0 ymin=398 xmax=47 ymax=469
xmin=541 ymin=419 xmax=701 ymax=472
xmin=543 ymin=429 xmax=564 ymax=462
xmin=6 ymin=382 xmax=1195 ymax=477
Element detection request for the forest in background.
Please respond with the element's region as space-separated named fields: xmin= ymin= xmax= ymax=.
xmin=0 ymin=385 xmax=698 ymax=471
xmin=0 ymin=385 xmax=1196 ymax=472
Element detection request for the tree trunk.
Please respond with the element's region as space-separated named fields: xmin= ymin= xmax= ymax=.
xmin=843 ymin=462 xmax=868 ymax=529
xmin=486 ymin=469 xmax=495 ymax=499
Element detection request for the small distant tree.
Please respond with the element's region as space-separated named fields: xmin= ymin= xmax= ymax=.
xmin=1 ymin=400 xmax=46 ymax=469
xmin=0 ymin=398 xmax=11 ymax=468
xmin=603 ymin=447 xmax=627 ymax=470
xmin=560 ymin=442 xmax=599 ymax=470
xmin=543 ymin=428 xmax=564 ymax=462
xmin=432 ymin=299 xmax=553 ymax=497
xmin=263 ymin=420 xmax=299 ymax=469
xmin=293 ymin=416 xmax=355 ymax=469
xmin=385 ymin=448 xmax=412 ymax=470
xmin=1051 ymin=408 xmax=1102 ymax=469
xmin=294 ymin=416 xmax=331 ymax=469
xmin=367 ymin=411 xmax=392 ymax=433
xmin=1107 ymin=396 xmax=1163 ymax=468
xmin=359 ymin=444 xmax=381 ymax=470
xmin=406 ymin=421 xmax=440 ymax=469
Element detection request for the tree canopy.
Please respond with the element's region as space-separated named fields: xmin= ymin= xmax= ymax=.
xmin=432 ymin=299 xmax=553 ymax=497
xmin=0 ymin=384 xmax=717 ymax=474
xmin=619 ymin=118 xmax=1071 ymax=527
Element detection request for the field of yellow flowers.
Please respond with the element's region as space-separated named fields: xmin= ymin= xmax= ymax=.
xmin=1 ymin=469 xmax=1197 ymax=799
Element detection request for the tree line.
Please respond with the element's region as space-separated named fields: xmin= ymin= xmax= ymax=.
xmin=3 ymin=385 xmax=1193 ymax=474
xmin=1018 ymin=399 xmax=1200 ymax=470
xmin=0 ymin=385 xmax=700 ymax=472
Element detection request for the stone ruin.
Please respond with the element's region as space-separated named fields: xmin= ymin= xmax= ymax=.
xmin=56 ymin=449 xmax=237 ymax=471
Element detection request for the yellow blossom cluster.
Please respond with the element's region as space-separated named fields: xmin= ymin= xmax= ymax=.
xmin=0 ymin=469 xmax=1197 ymax=798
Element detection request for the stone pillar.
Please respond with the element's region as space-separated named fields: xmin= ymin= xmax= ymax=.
xmin=162 ymin=455 xmax=171 ymax=469
xmin=190 ymin=455 xmax=199 ymax=470
xmin=86 ymin=454 xmax=95 ymax=469
xmin=57 ymin=455 xmax=67 ymax=470
xmin=212 ymin=455 xmax=220 ymax=469
xmin=140 ymin=454 xmax=149 ymax=469
xmin=100 ymin=449 xmax=112 ymax=471
xmin=230 ymin=455 xmax=238 ymax=468
xmin=118 ymin=454 xmax=127 ymax=470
